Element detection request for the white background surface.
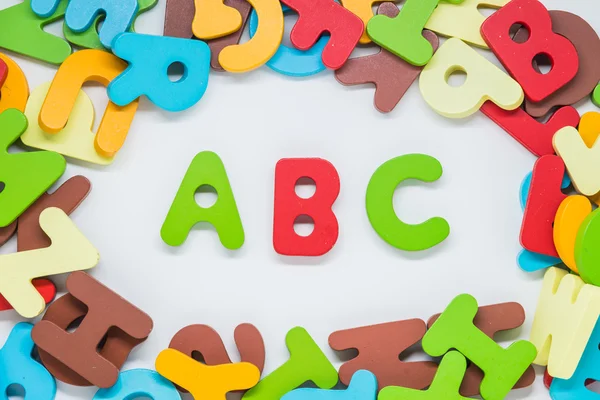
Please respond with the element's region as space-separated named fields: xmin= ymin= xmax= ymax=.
xmin=1 ymin=0 xmax=599 ymax=398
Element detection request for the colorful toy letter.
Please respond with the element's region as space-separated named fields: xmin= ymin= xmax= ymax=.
xmin=520 ymin=11 xmax=600 ymax=117
xmin=0 ymin=323 xmax=56 ymax=400
xmin=425 ymin=0 xmax=508 ymax=49
xmin=554 ymin=196 xmax=592 ymax=274
xmin=554 ymin=126 xmax=600 ymax=197
xmin=273 ymin=158 xmax=340 ymax=256
xmin=367 ymin=0 xmax=462 ymax=66
xmin=481 ymin=0 xmax=578 ymax=102
xmin=39 ymin=50 xmax=139 ymax=158
xmin=518 ymin=171 xmax=568 ymax=272
xmin=161 ymin=151 xmax=244 ymax=249
xmin=0 ymin=0 xmax=70 ymax=65
xmin=419 ymin=38 xmax=523 ymax=118
xmin=575 ymin=209 xmax=600 ymax=287
xmin=64 ymin=0 xmax=158 ymax=49
xmin=366 ymin=154 xmax=449 ymax=251
xmin=379 ymin=351 xmax=470 ymax=400
xmin=279 ymin=0 xmax=363 ymax=69
xmin=0 ymin=54 xmax=29 ymax=114
xmin=0 ymin=109 xmax=65 ymax=227
xmin=550 ymin=318 xmax=600 ymax=399
xmin=169 ymin=323 xmax=265 ymax=387
xmin=192 ymin=0 xmax=243 ymax=39
xmin=243 ymin=327 xmax=338 ymax=400
xmin=0 ymin=208 xmax=99 ymax=318
xmin=218 ymin=0 xmax=283 ymax=72
xmin=336 ymin=5 xmax=438 ymax=113
xmin=422 ymin=294 xmax=537 ymax=400
xmin=283 ymin=370 xmax=377 ymax=400
xmin=329 ymin=319 xmax=436 ymax=389
xmin=520 ymin=155 xmax=567 ymax=257
xmin=93 ymin=369 xmax=180 ymax=400
xmin=0 ymin=280 xmax=55 ymax=313
xmin=65 ymin=0 xmax=139 ymax=49
xmin=31 ymin=0 xmax=62 ymax=17
xmin=480 ymin=103 xmax=580 ymax=157
xmin=428 ymin=302 xmax=536 ymax=396
xmin=17 ymin=176 xmax=92 ymax=252
xmin=109 ymin=33 xmax=211 ymax=112
xmin=248 ymin=6 xmax=328 ymax=77
xmin=22 ymin=83 xmax=114 ymax=165
xmin=529 ymin=267 xmax=600 ymax=379
xmin=32 ymin=272 xmax=153 ymax=388
xmin=156 ymin=349 xmax=260 ymax=399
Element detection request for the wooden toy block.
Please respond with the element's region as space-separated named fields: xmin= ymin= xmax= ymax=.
xmin=424 ymin=0 xmax=508 ymax=49
xmin=329 ymin=319 xmax=437 ymax=390
xmin=279 ymin=0 xmax=363 ymax=70
xmin=481 ymin=0 xmax=578 ymax=102
xmin=378 ymin=351 xmax=470 ymax=400
xmin=0 ymin=208 xmax=99 ymax=318
xmin=576 ymin=208 xmax=600 ymax=287
xmin=21 ymin=82 xmax=115 ymax=165
xmin=366 ymin=154 xmax=449 ymax=251
xmin=579 ymin=112 xmax=600 ymax=148
xmin=529 ymin=267 xmax=600 ymax=379
xmin=283 ymin=370 xmax=377 ymax=400
xmin=156 ymin=348 xmax=260 ymax=399
xmin=480 ymin=103 xmax=580 ymax=157
xmin=192 ymin=0 xmax=243 ymax=39
xmin=517 ymin=171 xmax=568 ymax=272
xmin=39 ymin=50 xmax=139 ymax=158
xmin=0 ymin=109 xmax=66 ymax=228
xmin=242 ymin=327 xmax=338 ymax=400
xmin=273 ymin=158 xmax=340 ymax=256
xmin=0 ymin=0 xmax=71 ymax=65
xmin=32 ymin=271 xmax=153 ymax=388
xmin=554 ymin=126 xmax=600 ymax=197
xmin=0 ymin=53 xmax=29 ymax=114
xmin=109 ymin=33 xmax=211 ymax=112
xmin=0 ymin=280 xmax=55 ymax=312
xmin=64 ymin=0 xmax=158 ymax=49
xmin=0 ymin=323 xmax=56 ymax=400
xmin=520 ymin=155 xmax=567 ymax=257
xmin=249 ymin=5 xmax=327 ymax=77
xmin=17 ymin=175 xmax=91 ymax=252
xmin=419 ymin=38 xmax=523 ymax=118
xmin=554 ymin=196 xmax=592 ymax=274
xmin=161 ymin=151 xmax=244 ymax=248
xmin=164 ymin=0 xmax=252 ymax=72
xmin=218 ymin=0 xmax=284 ymax=72
xmin=93 ymin=369 xmax=180 ymax=399
xmin=422 ymin=294 xmax=537 ymax=400
xmin=428 ymin=302 xmax=536 ymax=396
xmin=65 ymin=0 xmax=139 ymax=49
xmin=549 ymin=318 xmax=600 ymax=398
xmin=335 ymin=4 xmax=438 ymax=113
xmin=515 ymin=11 xmax=600 ymax=118
xmin=367 ymin=0 xmax=463 ymax=67
xmin=31 ymin=0 xmax=62 ymax=17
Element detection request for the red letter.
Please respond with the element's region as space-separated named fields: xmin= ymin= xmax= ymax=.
xmin=280 ymin=0 xmax=363 ymax=70
xmin=480 ymin=102 xmax=580 ymax=157
xmin=273 ymin=158 xmax=340 ymax=256
xmin=481 ymin=0 xmax=578 ymax=102
xmin=520 ymin=155 xmax=567 ymax=257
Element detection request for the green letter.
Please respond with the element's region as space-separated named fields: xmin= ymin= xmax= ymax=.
xmin=366 ymin=154 xmax=449 ymax=251
xmin=160 ymin=151 xmax=244 ymax=249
